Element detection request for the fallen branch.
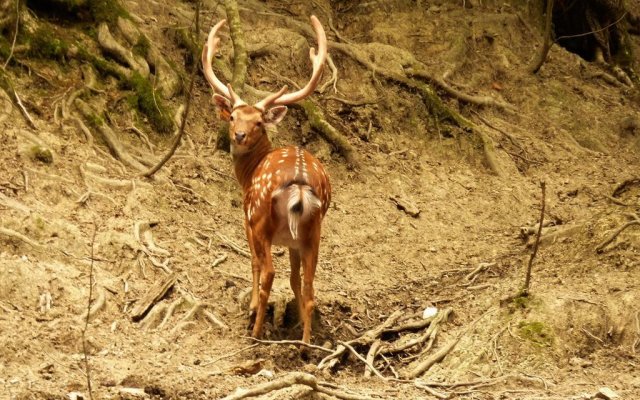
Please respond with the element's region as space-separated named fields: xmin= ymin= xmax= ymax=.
xmin=465 ymin=262 xmax=496 ymax=282
xmin=130 ymin=272 xmax=178 ymax=321
xmin=221 ymin=372 xmax=374 ymax=400
xmin=211 ymin=254 xmax=228 ymax=268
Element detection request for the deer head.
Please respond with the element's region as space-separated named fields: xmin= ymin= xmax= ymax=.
xmin=201 ymin=16 xmax=327 ymax=156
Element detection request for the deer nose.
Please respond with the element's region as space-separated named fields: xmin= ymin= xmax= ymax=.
xmin=235 ymin=131 xmax=247 ymax=143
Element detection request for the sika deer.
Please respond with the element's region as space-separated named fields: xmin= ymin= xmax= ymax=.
xmin=202 ymin=16 xmax=330 ymax=343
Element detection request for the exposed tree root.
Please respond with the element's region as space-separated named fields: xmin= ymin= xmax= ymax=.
xmin=404 ymin=308 xmax=495 ymax=378
xmin=97 ymin=23 xmax=149 ymax=78
xmin=75 ymin=99 xmax=148 ymax=173
xmin=116 ymin=17 xmax=180 ymax=99
xmin=529 ymin=0 xmax=554 ymax=74
xmin=0 ymin=226 xmax=44 ymax=249
xmin=78 ymin=286 xmax=106 ymax=322
xmin=298 ymin=99 xmax=357 ymax=167
xmin=380 ymin=308 xmax=452 ymax=356
xmin=318 ymin=310 xmax=404 ymax=370
xmin=612 ymin=178 xmax=640 ymax=198
xmin=0 ymin=69 xmax=37 ymax=129
xmin=0 ymin=89 xmax=12 ymax=125
xmin=216 ymin=233 xmax=250 ymax=257
xmin=407 ymin=68 xmax=515 ymax=112
xmin=328 ymin=42 xmax=503 ymax=175
xmin=221 ymin=372 xmax=375 ymax=400
xmin=596 ymin=213 xmax=640 ymax=253
xmin=80 ymin=165 xmax=134 ymax=190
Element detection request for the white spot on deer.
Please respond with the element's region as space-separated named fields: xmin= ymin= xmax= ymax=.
xmin=278 ymin=159 xmax=285 ymax=164
xmin=262 ymin=174 xmax=267 ymax=180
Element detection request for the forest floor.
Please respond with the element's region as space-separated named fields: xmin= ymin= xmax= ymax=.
xmin=1 ymin=0 xmax=640 ymax=399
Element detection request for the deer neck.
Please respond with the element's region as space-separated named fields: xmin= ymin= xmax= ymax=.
xmin=232 ymin=135 xmax=272 ymax=191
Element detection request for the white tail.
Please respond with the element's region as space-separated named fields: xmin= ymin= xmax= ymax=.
xmin=285 ymin=184 xmax=322 ymax=240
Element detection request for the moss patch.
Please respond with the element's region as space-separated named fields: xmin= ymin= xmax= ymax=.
xmin=124 ymin=72 xmax=174 ymax=134
xmin=518 ymin=321 xmax=554 ymax=347
xmin=28 ymin=27 xmax=70 ymax=61
xmin=29 ymin=145 xmax=54 ymax=164
xmin=88 ymin=0 xmax=130 ymax=25
xmin=132 ymin=35 xmax=150 ymax=58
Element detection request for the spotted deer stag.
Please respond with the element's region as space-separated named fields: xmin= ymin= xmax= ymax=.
xmin=202 ymin=16 xmax=330 ymax=343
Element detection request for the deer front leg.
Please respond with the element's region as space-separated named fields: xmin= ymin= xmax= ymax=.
xmin=251 ymin=236 xmax=274 ymax=339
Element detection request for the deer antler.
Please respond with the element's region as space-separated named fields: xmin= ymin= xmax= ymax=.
xmin=202 ymin=16 xmax=327 ymax=110
xmin=201 ymin=19 xmax=247 ymax=107
xmin=253 ymin=15 xmax=327 ymax=110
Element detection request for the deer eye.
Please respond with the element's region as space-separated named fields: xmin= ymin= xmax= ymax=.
xmin=256 ymin=121 xmax=262 ymax=127
xmin=229 ymin=115 xmax=234 ymax=122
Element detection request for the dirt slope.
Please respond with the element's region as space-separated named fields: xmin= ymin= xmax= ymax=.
xmin=1 ymin=0 xmax=640 ymax=399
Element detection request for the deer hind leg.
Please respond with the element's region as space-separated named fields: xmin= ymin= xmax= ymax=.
xmin=251 ymin=236 xmax=274 ymax=339
xmin=289 ymin=248 xmax=304 ymax=326
xmin=245 ymin=222 xmax=260 ymax=319
xmin=300 ymin=222 xmax=321 ymax=343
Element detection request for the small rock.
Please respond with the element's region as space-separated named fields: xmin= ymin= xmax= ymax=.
xmin=569 ymin=357 xmax=592 ymax=368
xmin=422 ymin=306 xmax=438 ymax=319
xmin=303 ymin=364 xmax=318 ymax=374
xmin=67 ymin=392 xmax=84 ymax=400
xmin=255 ymin=369 xmax=274 ymax=379
xmin=119 ymin=388 xmax=148 ymax=398
xmin=595 ymin=387 xmax=619 ymax=400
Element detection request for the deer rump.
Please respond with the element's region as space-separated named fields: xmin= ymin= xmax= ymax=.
xmin=271 ymin=181 xmax=322 ymax=246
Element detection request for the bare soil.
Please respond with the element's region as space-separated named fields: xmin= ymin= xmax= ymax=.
xmin=1 ymin=1 xmax=640 ymax=399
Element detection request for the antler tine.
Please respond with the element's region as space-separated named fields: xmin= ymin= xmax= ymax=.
xmin=226 ymin=84 xmax=247 ymax=108
xmin=253 ymin=85 xmax=288 ymax=111
xmin=202 ymin=19 xmax=248 ymax=106
xmin=254 ymin=15 xmax=328 ymax=108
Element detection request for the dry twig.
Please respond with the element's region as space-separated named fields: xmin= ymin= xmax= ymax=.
xmin=247 ymin=337 xmax=333 ymax=353
xmin=524 ymin=181 xmax=546 ymax=294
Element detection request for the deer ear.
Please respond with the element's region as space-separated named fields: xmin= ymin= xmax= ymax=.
xmin=264 ymin=106 xmax=288 ymax=125
xmin=213 ymin=94 xmax=232 ymax=121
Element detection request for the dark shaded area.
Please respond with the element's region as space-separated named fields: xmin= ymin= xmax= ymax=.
xmin=551 ymin=0 xmax=636 ymax=64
